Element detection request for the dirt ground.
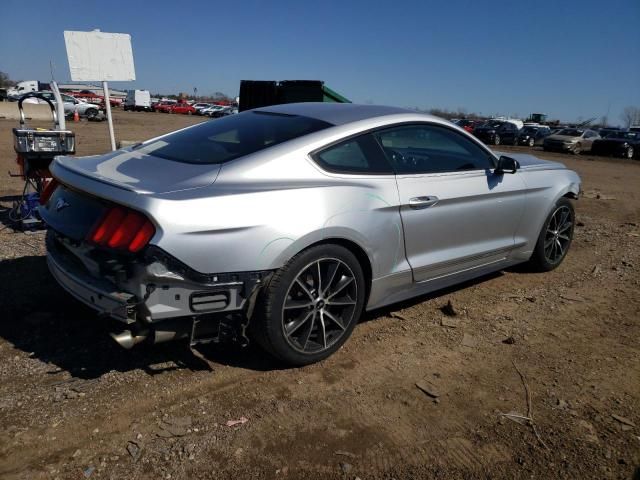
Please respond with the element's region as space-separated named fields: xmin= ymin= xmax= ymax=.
xmin=0 ymin=110 xmax=638 ymax=480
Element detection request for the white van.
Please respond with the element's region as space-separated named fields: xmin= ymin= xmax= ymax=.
xmin=124 ymin=90 xmax=152 ymax=112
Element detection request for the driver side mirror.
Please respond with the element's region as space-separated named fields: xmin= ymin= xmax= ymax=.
xmin=495 ymin=155 xmax=519 ymax=174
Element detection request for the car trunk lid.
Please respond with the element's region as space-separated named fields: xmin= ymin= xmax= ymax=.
xmin=40 ymin=182 xmax=109 ymax=241
xmin=54 ymin=147 xmax=221 ymax=195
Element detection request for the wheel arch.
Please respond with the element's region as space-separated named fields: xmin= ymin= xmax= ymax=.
xmin=306 ymin=237 xmax=373 ymax=304
xmin=270 ymin=233 xmax=374 ymax=305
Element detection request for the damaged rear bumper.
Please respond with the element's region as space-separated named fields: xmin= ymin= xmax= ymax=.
xmin=46 ymin=231 xmax=271 ymax=347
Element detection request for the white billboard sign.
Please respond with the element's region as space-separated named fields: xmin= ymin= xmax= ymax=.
xmin=64 ymin=30 xmax=135 ymax=81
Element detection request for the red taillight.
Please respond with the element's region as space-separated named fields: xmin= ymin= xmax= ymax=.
xmin=39 ymin=179 xmax=59 ymax=205
xmin=128 ymin=221 xmax=155 ymax=252
xmin=107 ymin=211 xmax=146 ymax=249
xmin=88 ymin=206 xmax=155 ymax=253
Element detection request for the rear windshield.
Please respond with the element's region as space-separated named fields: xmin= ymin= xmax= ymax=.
xmin=135 ymin=111 xmax=332 ymax=164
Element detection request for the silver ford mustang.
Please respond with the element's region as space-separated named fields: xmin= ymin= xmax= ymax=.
xmin=41 ymin=103 xmax=581 ymax=365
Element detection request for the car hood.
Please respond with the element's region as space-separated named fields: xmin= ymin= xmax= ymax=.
xmin=52 ymin=148 xmax=221 ymax=195
xmin=494 ymin=151 xmax=566 ymax=171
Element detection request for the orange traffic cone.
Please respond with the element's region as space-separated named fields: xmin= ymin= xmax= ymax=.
xmin=73 ymin=109 xmax=80 ymax=122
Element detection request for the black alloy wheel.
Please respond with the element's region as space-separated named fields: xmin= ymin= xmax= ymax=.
xmin=528 ymin=197 xmax=575 ymax=272
xmin=253 ymin=244 xmax=365 ymax=366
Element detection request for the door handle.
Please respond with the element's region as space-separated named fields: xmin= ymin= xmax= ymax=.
xmin=409 ymin=196 xmax=439 ymax=209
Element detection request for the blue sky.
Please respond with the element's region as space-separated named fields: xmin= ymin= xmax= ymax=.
xmin=1 ymin=0 xmax=639 ymax=123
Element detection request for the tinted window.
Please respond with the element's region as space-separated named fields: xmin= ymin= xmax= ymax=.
xmin=374 ymin=124 xmax=494 ymax=174
xmin=134 ymin=111 xmax=332 ymax=164
xmin=313 ymin=134 xmax=392 ymax=174
xmin=609 ymin=131 xmax=638 ymax=139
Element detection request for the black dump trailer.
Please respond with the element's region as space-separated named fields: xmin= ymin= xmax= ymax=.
xmin=239 ymin=80 xmax=350 ymax=112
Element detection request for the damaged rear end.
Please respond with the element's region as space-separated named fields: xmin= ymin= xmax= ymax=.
xmin=41 ymin=150 xmax=270 ymax=349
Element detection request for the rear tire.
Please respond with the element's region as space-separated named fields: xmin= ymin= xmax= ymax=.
xmin=494 ymin=135 xmax=501 ymax=145
xmin=528 ymin=137 xmax=535 ymax=147
xmin=253 ymin=244 xmax=366 ymax=366
xmin=527 ymin=197 xmax=575 ymax=272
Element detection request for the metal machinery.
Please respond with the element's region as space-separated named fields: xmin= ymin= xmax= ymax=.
xmin=9 ymin=92 xmax=75 ymax=228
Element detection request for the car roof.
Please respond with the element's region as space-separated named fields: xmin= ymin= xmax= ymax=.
xmin=254 ymin=102 xmax=430 ymax=126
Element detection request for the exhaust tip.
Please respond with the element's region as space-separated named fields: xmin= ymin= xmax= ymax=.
xmin=110 ymin=329 xmax=147 ymax=349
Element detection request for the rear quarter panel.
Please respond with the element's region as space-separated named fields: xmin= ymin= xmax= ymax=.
xmin=148 ymin=143 xmax=410 ymax=281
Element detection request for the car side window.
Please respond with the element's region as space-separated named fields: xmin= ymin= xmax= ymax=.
xmin=373 ymin=124 xmax=494 ymax=174
xmin=313 ymin=134 xmax=393 ymax=174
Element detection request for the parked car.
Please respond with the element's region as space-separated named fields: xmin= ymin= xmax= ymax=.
xmin=192 ymin=103 xmax=212 ymax=114
xmin=22 ymin=91 xmax=102 ymax=119
xmin=473 ymin=120 xmax=520 ymax=145
xmin=454 ymin=119 xmax=480 ymax=133
xmin=41 ymin=103 xmax=580 ymax=365
xmin=209 ymin=106 xmax=234 ymax=118
xmin=170 ymin=103 xmax=196 ymax=115
xmin=630 ymin=125 xmax=640 ymax=133
xmin=543 ymin=128 xmax=600 ymax=154
xmin=200 ymin=105 xmax=227 ymax=117
xmin=597 ymin=127 xmax=620 ymax=138
xmin=591 ymin=130 xmax=639 ymax=159
xmin=154 ymin=101 xmax=176 ymax=113
xmin=517 ymin=126 xmax=552 ymax=147
xmin=70 ymin=90 xmax=122 ymax=107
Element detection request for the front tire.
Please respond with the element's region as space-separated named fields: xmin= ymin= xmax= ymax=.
xmin=494 ymin=135 xmax=501 ymax=145
xmin=253 ymin=244 xmax=366 ymax=366
xmin=528 ymin=137 xmax=535 ymax=147
xmin=527 ymin=198 xmax=575 ymax=272
xmin=625 ymin=146 xmax=634 ymax=159
xmin=85 ymin=108 xmax=98 ymax=119
xmin=572 ymin=143 xmax=582 ymax=155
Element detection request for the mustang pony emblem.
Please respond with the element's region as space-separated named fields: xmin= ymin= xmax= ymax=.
xmin=55 ymin=198 xmax=70 ymax=212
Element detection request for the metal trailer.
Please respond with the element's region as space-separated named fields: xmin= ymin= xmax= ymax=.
xmin=238 ymin=80 xmax=350 ymax=112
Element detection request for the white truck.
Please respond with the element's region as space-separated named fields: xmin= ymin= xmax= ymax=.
xmin=123 ymin=90 xmax=152 ymax=112
xmin=7 ymin=80 xmax=50 ymax=100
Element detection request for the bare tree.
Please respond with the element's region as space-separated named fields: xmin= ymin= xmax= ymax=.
xmin=621 ymin=106 xmax=640 ymax=128
xmin=0 ymin=71 xmax=16 ymax=88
